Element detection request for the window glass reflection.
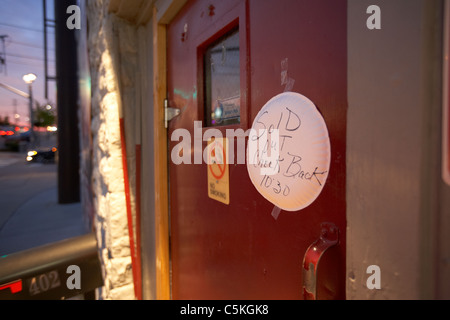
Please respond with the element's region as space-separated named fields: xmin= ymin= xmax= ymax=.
xmin=204 ymin=30 xmax=240 ymax=127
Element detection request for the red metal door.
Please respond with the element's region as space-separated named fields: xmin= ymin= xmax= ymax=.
xmin=167 ymin=0 xmax=347 ymax=299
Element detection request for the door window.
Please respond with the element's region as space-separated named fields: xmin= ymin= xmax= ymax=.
xmin=204 ymin=29 xmax=240 ymax=127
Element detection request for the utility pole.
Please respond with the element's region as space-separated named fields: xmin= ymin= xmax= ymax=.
xmin=43 ymin=0 xmax=56 ymax=99
xmin=13 ymin=99 xmax=18 ymax=124
xmin=0 ymin=35 xmax=8 ymax=75
xmin=26 ymin=81 xmax=35 ymax=147
xmin=54 ymin=0 xmax=80 ymax=204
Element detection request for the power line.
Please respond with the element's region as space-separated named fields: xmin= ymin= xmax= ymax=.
xmin=9 ymin=40 xmax=55 ymax=51
xmin=5 ymin=52 xmax=55 ymax=62
xmin=6 ymin=59 xmax=41 ymax=67
xmin=7 ymin=58 xmax=55 ymax=68
xmin=0 ymin=22 xmax=54 ymax=33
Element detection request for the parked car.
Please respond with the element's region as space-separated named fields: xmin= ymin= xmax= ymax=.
xmin=0 ymin=126 xmax=15 ymax=137
xmin=4 ymin=131 xmax=30 ymax=151
xmin=26 ymin=147 xmax=57 ymax=164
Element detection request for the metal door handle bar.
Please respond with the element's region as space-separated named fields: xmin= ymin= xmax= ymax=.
xmin=302 ymin=222 xmax=339 ymax=300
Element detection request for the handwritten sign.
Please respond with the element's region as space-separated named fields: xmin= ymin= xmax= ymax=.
xmin=246 ymin=92 xmax=331 ymax=212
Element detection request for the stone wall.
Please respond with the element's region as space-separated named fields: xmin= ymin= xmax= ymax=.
xmin=86 ymin=0 xmax=138 ymax=300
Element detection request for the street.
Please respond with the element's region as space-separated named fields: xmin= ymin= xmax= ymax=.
xmin=0 ymin=150 xmax=86 ymax=256
xmin=0 ymin=151 xmax=56 ymax=229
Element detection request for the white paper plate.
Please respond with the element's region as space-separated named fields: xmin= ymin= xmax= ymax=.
xmin=246 ymin=92 xmax=331 ymax=212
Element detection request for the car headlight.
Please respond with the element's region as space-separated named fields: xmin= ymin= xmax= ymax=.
xmin=26 ymin=156 xmax=33 ymax=162
xmin=27 ymin=151 xmax=37 ymax=157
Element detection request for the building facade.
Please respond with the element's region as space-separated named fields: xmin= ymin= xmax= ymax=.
xmin=80 ymin=0 xmax=450 ymax=299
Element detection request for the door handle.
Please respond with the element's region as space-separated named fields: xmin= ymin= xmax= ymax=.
xmin=302 ymin=222 xmax=339 ymax=300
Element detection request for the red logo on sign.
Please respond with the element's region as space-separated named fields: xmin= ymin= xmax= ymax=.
xmin=208 ymin=142 xmax=226 ymax=180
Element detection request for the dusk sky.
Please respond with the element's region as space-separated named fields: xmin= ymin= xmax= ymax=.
xmin=0 ymin=0 xmax=56 ymax=126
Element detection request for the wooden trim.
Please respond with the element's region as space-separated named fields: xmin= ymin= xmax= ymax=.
xmin=137 ymin=23 xmax=158 ymax=299
xmin=155 ymin=0 xmax=187 ymax=24
xmin=443 ymin=0 xmax=450 ymax=186
xmin=119 ymin=117 xmax=140 ymax=300
xmin=152 ymin=6 xmax=170 ymax=300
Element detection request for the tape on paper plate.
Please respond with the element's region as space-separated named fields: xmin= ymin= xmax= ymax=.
xmin=246 ymin=92 xmax=331 ymax=212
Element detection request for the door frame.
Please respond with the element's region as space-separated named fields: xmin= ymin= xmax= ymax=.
xmin=152 ymin=0 xmax=187 ymax=300
xmin=152 ymin=0 xmax=249 ymax=299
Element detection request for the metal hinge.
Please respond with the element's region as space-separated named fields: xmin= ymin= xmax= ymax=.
xmin=164 ymin=99 xmax=181 ymax=128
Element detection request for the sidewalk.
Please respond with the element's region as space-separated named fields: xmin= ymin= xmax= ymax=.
xmin=0 ymin=187 xmax=87 ymax=256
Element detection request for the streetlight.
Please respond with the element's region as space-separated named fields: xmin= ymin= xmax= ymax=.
xmin=23 ymin=73 xmax=37 ymax=84
xmin=23 ymin=73 xmax=37 ymax=147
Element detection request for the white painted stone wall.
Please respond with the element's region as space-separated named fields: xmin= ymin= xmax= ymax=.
xmin=86 ymin=0 xmax=136 ymax=300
